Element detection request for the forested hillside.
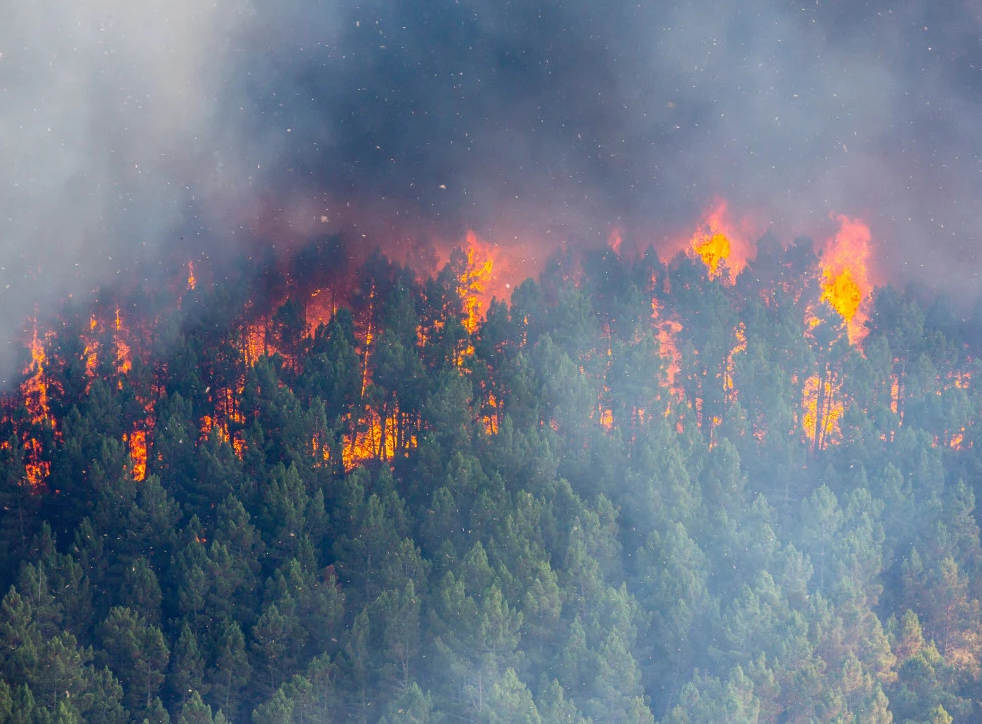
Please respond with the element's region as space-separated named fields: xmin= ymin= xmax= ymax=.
xmin=0 ymin=235 xmax=980 ymax=724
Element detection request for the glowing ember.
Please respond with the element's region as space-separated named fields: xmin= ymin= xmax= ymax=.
xmin=482 ymin=393 xmax=500 ymax=435
xmin=657 ymin=319 xmax=685 ymax=399
xmin=341 ymin=406 xmax=407 ymax=471
xmin=820 ymin=214 xmax=873 ymax=344
xmin=127 ymin=430 xmax=148 ymax=482
xmin=724 ymin=323 xmax=747 ymax=402
xmin=187 ymin=261 xmax=197 ymax=290
xmin=802 ymin=374 xmax=843 ymax=451
xmin=20 ymin=318 xmax=54 ymax=488
xmin=243 ymin=321 xmax=268 ymax=367
xmin=649 ymin=289 xmax=683 ymax=395
xmin=607 ymin=227 xmax=623 ymax=256
xmin=114 ymin=307 xmax=132 ymax=376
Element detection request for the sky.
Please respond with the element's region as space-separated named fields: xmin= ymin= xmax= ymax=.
xmin=2 ymin=0 xmax=981 ymax=376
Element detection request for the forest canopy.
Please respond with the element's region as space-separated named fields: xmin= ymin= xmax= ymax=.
xmin=0 ymin=235 xmax=980 ymax=724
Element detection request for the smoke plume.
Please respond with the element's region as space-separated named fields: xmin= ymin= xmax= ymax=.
xmin=2 ymin=0 xmax=980 ymax=378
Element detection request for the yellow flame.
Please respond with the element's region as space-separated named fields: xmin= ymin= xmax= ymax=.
xmin=820 ymin=268 xmax=862 ymax=322
xmin=692 ymin=232 xmax=731 ymax=278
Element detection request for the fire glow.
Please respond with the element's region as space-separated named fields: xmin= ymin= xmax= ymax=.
xmin=2 ymin=201 xmax=935 ymax=493
xmin=687 ymin=199 xmax=760 ymax=283
xmin=820 ymin=214 xmax=874 ymax=344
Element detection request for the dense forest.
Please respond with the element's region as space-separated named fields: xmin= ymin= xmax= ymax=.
xmin=1 ymin=233 xmax=981 ymax=724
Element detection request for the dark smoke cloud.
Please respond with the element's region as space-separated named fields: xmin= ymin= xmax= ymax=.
xmin=2 ymin=0 xmax=981 ymax=377
xmin=252 ymin=0 xmax=982 ymax=285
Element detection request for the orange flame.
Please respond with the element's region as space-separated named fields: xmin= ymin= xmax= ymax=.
xmin=340 ymin=405 xmax=407 ymax=471
xmin=692 ymin=233 xmax=730 ymax=279
xmin=115 ymin=307 xmax=132 ymax=376
xmin=460 ymin=231 xmax=496 ymax=334
xmin=23 ymin=320 xmax=51 ymax=428
xmin=725 ymin=323 xmax=747 ymax=402
xmin=687 ymin=199 xmax=758 ymax=282
xmin=187 ymin=261 xmax=197 ymax=291
xmin=20 ymin=318 xmax=54 ymax=488
xmin=802 ymin=374 xmax=843 ymax=451
xmin=657 ymin=321 xmax=684 ymax=396
xmin=127 ymin=430 xmax=148 ymax=482
xmin=820 ymin=214 xmax=872 ymax=344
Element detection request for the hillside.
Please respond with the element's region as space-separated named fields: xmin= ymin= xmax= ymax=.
xmin=0 ymin=236 xmax=979 ymax=724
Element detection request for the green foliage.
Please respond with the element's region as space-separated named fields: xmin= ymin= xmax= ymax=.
xmin=2 ymin=246 xmax=982 ymax=724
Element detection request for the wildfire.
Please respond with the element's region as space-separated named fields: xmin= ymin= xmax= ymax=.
xmin=607 ymin=227 xmax=623 ymax=256
xmin=127 ymin=430 xmax=148 ymax=482
xmin=23 ymin=319 xmax=51 ymax=428
xmin=802 ymin=374 xmax=844 ymax=452
xmin=341 ymin=406 xmax=405 ymax=471
xmin=687 ymin=199 xmax=759 ymax=282
xmin=651 ymin=293 xmax=684 ymax=396
xmin=692 ymin=232 xmax=730 ymax=279
xmin=114 ymin=307 xmax=132 ymax=376
xmin=657 ymin=319 xmax=684 ymax=396
xmin=724 ymin=323 xmax=747 ymax=402
xmin=460 ymin=231 xmax=496 ymax=334
xmin=2 ymin=204 xmax=897 ymax=487
xmin=820 ymin=214 xmax=873 ymax=344
xmin=20 ymin=318 xmax=54 ymax=488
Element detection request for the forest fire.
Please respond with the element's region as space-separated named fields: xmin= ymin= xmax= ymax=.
xmin=687 ymin=199 xmax=759 ymax=282
xmin=820 ymin=214 xmax=873 ymax=344
xmin=6 ymin=4 xmax=982 ymax=720
xmin=20 ymin=319 xmax=54 ymax=488
xmin=4 ymin=213 xmax=982 ymax=724
xmin=127 ymin=430 xmax=148 ymax=481
xmin=607 ymin=227 xmax=623 ymax=256
xmin=22 ymin=319 xmax=52 ymax=430
xmin=0 ymin=207 xmax=909 ymax=490
xmin=459 ymin=231 xmax=498 ymax=334
xmin=802 ymin=375 xmax=843 ymax=452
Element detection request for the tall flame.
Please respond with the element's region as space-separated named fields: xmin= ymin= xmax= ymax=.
xmin=460 ymin=231 xmax=496 ymax=334
xmin=20 ymin=318 xmax=53 ymax=488
xmin=820 ymin=214 xmax=872 ymax=344
xmin=687 ymin=199 xmax=759 ymax=282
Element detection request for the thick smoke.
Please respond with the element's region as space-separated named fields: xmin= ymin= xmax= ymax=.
xmin=255 ymin=0 xmax=982 ymax=282
xmin=2 ymin=0 xmax=980 ymax=378
xmin=0 ymin=0 xmax=263 ymax=381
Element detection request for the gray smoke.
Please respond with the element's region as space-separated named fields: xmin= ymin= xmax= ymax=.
xmin=2 ymin=0 xmax=980 ymax=378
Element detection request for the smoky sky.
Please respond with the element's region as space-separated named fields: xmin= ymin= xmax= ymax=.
xmin=2 ymin=0 xmax=982 ymax=377
xmin=257 ymin=0 xmax=982 ymax=278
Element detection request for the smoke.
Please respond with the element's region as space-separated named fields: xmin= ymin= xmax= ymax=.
xmin=2 ymin=0 xmax=980 ymax=378
xmin=251 ymin=0 xmax=982 ymax=285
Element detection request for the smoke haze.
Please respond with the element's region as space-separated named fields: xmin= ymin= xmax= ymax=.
xmin=2 ymin=0 xmax=981 ymax=376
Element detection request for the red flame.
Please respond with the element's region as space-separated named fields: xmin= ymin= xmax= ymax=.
xmin=607 ymin=227 xmax=623 ymax=256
